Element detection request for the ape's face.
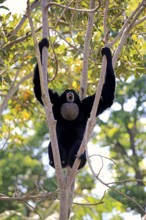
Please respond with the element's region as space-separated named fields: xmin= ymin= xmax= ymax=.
xmin=61 ymin=89 xmax=80 ymax=103
xmin=66 ymin=91 xmax=75 ymax=103
xmin=60 ymin=90 xmax=80 ymax=121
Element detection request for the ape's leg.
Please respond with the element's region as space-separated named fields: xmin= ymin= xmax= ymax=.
xmin=48 ymin=142 xmax=68 ymax=168
xmin=68 ymin=140 xmax=86 ymax=169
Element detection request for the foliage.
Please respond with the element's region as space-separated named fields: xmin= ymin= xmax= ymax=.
xmin=96 ymin=75 xmax=146 ymax=215
xmin=72 ymin=194 xmax=125 ymax=220
xmin=0 ymin=0 xmax=146 ymax=219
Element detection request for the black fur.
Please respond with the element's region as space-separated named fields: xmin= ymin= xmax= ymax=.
xmin=33 ymin=38 xmax=116 ymax=169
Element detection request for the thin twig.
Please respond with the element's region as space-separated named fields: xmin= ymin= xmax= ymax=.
xmin=46 ymin=1 xmax=101 ymax=13
xmin=98 ymin=177 xmax=145 ymax=214
xmin=88 ymin=154 xmax=122 ymax=172
xmin=49 ymin=26 xmax=82 ymax=51
xmin=0 ymin=192 xmax=56 ymax=201
xmin=96 ymin=156 xmax=104 ymax=178
xmin=25 ymin=201 xmax=43 ymax=220
xmin=54 ymin=0 xmax=75 ymax=28
xmin=107 ymin=179 xmax=146 ymax=185
xmin=88 ymin=151 xmax=145 ymax=214
xmin=73 ymin=190 xmax=105 ymax=206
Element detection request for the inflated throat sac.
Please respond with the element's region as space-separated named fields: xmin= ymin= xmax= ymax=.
xmin=61 ymin=103 xmax=79 ymax=121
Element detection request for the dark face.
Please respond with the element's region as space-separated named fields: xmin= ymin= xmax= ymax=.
xmin=60 ymin=89 xmax=80 ymax=104
xmin=60 ymin=90 xmax=80 ymax=121
xmin=66 ymin=91 xmax=75 ymax=103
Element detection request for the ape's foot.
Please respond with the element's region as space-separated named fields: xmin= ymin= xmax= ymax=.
xmin=78 ymin=152 xmax=86 ymax=169
xmin=49 ymin=159 xmax=67 ymax=169
xmin=69 ymin=151 xmax=86 ymax=170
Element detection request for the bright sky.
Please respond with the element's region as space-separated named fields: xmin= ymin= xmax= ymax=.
xmin=2 ymin=0 xmax=27 ymax=14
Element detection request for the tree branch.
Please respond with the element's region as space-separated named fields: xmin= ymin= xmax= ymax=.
xmin=88 ymin=156 xmax=145 ymax=215
xmin=111 ymin=0 xmax=146 ymax=67
xmin=0 ymin=192 xmax=56 ymax=201
xmin=67 ymin=54 xmax=108 ymax=187
xmin=46 ymin=1 xmax=100 ymax=13
xmin=8 ymin=0 xmax=40 ymax=39
xmin=41 ymin=0 xmax=66 ymax=188
xmin=0 ymin=72 xmax=33 ymax=116
xmin=79 ymin=0 xmax=100 ymax=100
xmin=132 ymin=15 xmax=146 ymax=28
xmin=27 ymin=0 xmax=64 ymax=188
xmin=98 ymin=177 xmax=145 ymax=214
xmin=4 ymin=26 xmax=41 ymax=49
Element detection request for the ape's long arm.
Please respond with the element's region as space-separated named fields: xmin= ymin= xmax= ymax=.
xmin=82 ymin=47 xmax=116 ymax=117
xmin=33 ymin=38 xmax=59 ymax=106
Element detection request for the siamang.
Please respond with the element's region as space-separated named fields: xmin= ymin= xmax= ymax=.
xmin=33 ymin=38 xmax=115 ymax=170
